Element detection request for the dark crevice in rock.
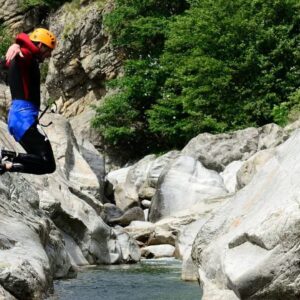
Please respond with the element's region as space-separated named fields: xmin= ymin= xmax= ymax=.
xmin=0 ymin=234 xmax=16 ymax=250
xmin=52 ymin=211 xmax=86 ymax=245
xmin=68 ymin=186 xmax=102 ymax=215
xmin=228 ymin=233 xmax=268 ymax=250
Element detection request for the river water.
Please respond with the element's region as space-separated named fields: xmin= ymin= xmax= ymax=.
xmin=48 ymin=258 xmax=202 ymax=300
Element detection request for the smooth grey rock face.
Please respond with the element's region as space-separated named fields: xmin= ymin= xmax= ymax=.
xmin=141 ymin=245 xmax=175 ymax=258
xmin=100 ymin=203 xmax=124 ymax=225
xmin=110 ymin=207 xmax=145 ymax=227
xmin=0 ymin=114 xmax=143 ymax=297
xmin=182 ymin=124 xmax=288 ymax=171
xmin=220 ymin=160 xmax=244 ymax=193
xmin=236 ymin=148 xmax=275 ymax=190
xmin=149 ymin=155 xmax=228 ymax=222
xmin=61 ymin=231 xmax=89 ymax=267
xmin=124 ymin=221 xmax=155 ymax=243
xmin=111 ymin=227 xmax=141 ymax=263
xmin=0 ymin=172 xmax=72 ymax=299
xmin=0 ymin=285 xmax=16 ymax=300
xmin=107 ymin=151 xmax=180 ymax=211
xmin=42 ymin=113 xmax=103 ymax=203
xmin=192 ymin=129 xmax=300 ymax=299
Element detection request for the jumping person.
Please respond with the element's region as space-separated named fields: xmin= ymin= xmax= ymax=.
xmin=1 ymin=28 xmax=57 ymax=175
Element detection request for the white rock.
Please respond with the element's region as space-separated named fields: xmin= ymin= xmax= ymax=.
xmin=192 ymin=129 xmax=300 ymax=298
xmin=112 ymin=227 xmax=141 ymax=263
xmin=149 ymin=155 xmax=228 ymax=222
xmin=220 ymin=160 xmax=243 ymax=193
xmin=141 ymin=199 xmax=151 ymax=208
xmin=61 ymin=232 xmax=89 ymax=266
xmin=182 ymin=124 xmax=288 ymax=171
xmin=141 ymin=245 xmax=175 ymax=258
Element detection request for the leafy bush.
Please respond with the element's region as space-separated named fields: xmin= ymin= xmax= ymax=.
xmin=93 ymin=0 xmax=300 ymax=158
xmin=149 ymin=0 xmax=300 ymax=144
xmin=105 ymin=0 xmax=189 ymax=58
xmin=0 ymin=26 xmax=12 ymax=57
xmin=93 ymin=0 xmax=189 ymax=157
xmin=279 ymin=89 xmax=300 ymax=124
xmin=22 ymin=0 xmax=69 ymax=10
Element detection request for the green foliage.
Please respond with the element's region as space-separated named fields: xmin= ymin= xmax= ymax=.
xmin=93 ymin=0 xmax=188 ymax=156
xmin=149 ymin=0 xmax=300 ymax=143
xmin=40 ymin=62 xmax=49 ymax=83
xmin=21 ymin=0 xmax=69 ymax=10
xmin=92 ymin=58 xmax=167 ymax=155
xmin=272 ymin=102 xmax=289 ymax=126
xmin=92 ymin=94 xmax=139 ymax=145
xmin=282 ymin=89 xmax=300 ymax=123
xmin=93 ymin=0 xmax=300 ymax=159
xmin=0 ymin=26 xmax=12 ymax=57
xmin=104 ymin=0 xmax=189 ymax=58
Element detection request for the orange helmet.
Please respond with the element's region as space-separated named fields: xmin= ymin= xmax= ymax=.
xmin=29 ymin=28 xmax=56 ymax=49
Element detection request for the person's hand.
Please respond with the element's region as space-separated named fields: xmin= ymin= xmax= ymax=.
xmin=5 ymin=44 xmax=24 ymax=62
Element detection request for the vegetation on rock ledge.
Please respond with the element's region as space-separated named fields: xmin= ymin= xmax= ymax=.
xmin=93 ymin=0 xmax=300 ymax=159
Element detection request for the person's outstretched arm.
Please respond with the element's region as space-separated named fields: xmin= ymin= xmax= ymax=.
xmin=6 ymin=44 xmax=24 ymax=63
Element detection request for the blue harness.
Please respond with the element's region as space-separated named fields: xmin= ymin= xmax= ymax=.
xmin=8 ymin=100 xmax=39 ymax=141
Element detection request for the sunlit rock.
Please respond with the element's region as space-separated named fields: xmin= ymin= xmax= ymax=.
xmin=149 ymin=155 xmax=228 ymax=222
xmin=192 ymin=130 xmax=300 ymax=299
xmin=141 ymin=245 xmax=175 ymax=258
xmin=182 ymin=124 xmax=288 ymax=172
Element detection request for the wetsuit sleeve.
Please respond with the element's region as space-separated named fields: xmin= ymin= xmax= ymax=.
xmin=16 ymin=34 xmax=36 ymax=53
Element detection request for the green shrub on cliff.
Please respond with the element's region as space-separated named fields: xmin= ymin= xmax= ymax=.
xmin=93 ymin=0 xmax=189 ymax=156
xmin=22 ymin=0 xmax=69 ymax=10
xmin=0 ymin=26 xmax=12 ymax=57
xmin=148 ymin=0 xmax=300 ymax=145
xmin=93 ymin=0 xmax=300 ymax=158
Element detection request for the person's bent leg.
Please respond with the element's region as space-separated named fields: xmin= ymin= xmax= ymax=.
xmin=4 ymin=124 xmax=56 ymax=175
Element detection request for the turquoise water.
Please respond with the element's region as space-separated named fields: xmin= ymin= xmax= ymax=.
xmin=49 ymin=258 xmax=202 ymax=300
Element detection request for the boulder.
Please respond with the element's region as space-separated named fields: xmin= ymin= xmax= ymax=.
xmin=124 ymin=221 xmax=155 ymax=243
xmin=106 ymin=166 xmax=132 ymax=210
xmin=148 ymin=228 xmax=177 ymax=246
xmin=110 ymin=207 xmax=145 ymax=227
xmin=115 ymin=155 xmax=157 ymax=210
xmin=111 ymin=227 xmax=141 ymax=263
xmin=141 ymin=199 xmax=151 ymax=209
xmin=138 ymin=186 xmax=156 ymax=200
xmin=220 ymin=160 xmax=244 ymax=193
xmin=0 ymin=173 xmax=72 ymax=299
xmin=192 ymin=129 xmax=300 ymax=299
xmin=141 ymin=245 xmax=175 ymax=258
xmin=149 ymin=155 xmax=228 ymax=222
xmin=182 ymin=124 xmax=288 ymax=171
xmin=236 ymin=148 xmax=275 ymax=190
xmin=100 ymin=203 xmax=124 ymax=225
xmin=106 ymin=151 xmax=180 ymax=210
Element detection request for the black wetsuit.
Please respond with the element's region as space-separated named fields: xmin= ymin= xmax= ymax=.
xmin=3 ymin=33 xmax=56 ymax=175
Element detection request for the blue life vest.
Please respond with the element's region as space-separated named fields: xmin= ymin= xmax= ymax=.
xmin=8 ymin=100 xmax=39 ymax=141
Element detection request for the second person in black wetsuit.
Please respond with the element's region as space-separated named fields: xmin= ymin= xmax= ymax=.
xmin=1 ymin=28 xmax=57 ymax=175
